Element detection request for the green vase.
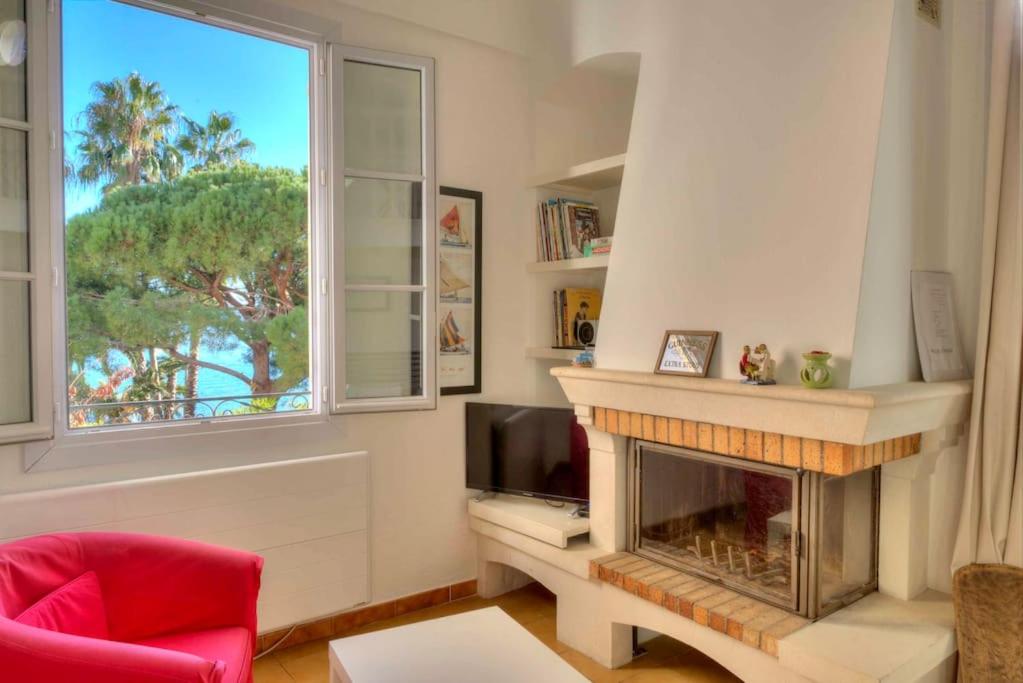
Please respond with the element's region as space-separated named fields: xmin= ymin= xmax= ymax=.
xmin=800 ymin=352 xmax=833 ymax=389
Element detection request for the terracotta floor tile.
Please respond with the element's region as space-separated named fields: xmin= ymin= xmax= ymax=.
xmin=637 ymin=635 xmax=694 ymax=661
xmin=523 ymin=615 xmax=569 ymax=654
xmin=252 ymin=656 xmax=294 ymax=683
xmin=620 ymin=669 xmax=691 ymax=683
xmin=489 ymin=588 xmax=556 ymax=625
xmin=664 ymin=654 xmax=741 ymax=683
xmin=558 ymin=647 xmax=623 ymax=683
xmin=272 ymin=637 xmax=330 ymax=666
xmin=278 ymin=649 xmax=330 ymax=683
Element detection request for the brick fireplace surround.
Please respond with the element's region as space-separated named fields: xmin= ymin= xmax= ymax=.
xmin=471 ymin=367 xmax=974 ymax=682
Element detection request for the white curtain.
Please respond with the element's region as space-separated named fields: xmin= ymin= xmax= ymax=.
xmin=952 ymin=0 xmax=1023 ymax=570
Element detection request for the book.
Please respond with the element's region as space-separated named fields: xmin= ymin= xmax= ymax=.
xmin=535 ymin=198 xmax=601 ymax=262
xmin=552 ymin=287 xmax=602 ymax=347
xmin=563 ymin=202 xmax=600 ymax=258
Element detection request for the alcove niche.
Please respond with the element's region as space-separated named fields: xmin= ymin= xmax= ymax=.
xmin=527 ymin=52 xmax=640 ymax=403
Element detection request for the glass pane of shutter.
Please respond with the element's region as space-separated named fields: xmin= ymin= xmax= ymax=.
xmin=344 ymin=177 xmax=422 ymax=285
xmin=345 ymin=290 xmax=422 ymax=399
xmin=0 ymin=0 xmax=27 ymax=122
xmin=0 ymin=280 xmax=30 ymax=424
xmin=0 ymin=126 xmax=28 ymax=271
xmin=343 ymin=60 xmax=421 ymax=175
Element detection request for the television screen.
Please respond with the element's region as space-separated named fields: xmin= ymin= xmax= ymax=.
xmin=466 ymin=402 xmax=589 ymax=504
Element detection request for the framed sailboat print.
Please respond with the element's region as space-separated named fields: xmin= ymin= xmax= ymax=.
xmin=438 ymin=186 xmax=482 ymax=395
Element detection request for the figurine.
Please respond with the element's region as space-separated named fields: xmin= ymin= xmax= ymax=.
xmin=740 ymin=343 xmax=776 ymax=385
xmin=573 ymin=348 xmax=594 ymax=368
xmin=739 ymin=345 xmax=751 ymax=377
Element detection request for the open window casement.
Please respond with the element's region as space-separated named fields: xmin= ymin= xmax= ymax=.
xmin=329 ymin=45 xmax=436 ymax=414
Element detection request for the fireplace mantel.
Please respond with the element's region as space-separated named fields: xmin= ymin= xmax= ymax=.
xmin=551 ymin=367 xmax=971 ymax=446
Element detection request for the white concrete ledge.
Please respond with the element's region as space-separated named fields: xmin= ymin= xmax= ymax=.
xmin=551 ymin=367 xmax=971 ymax=444
xmin=469 ymin=516 xmax=604 ymax=580
xmin=777 ymin=590 xmax=956 ymax=683
xmin=468 ymin=495 xmax=589 ymax=548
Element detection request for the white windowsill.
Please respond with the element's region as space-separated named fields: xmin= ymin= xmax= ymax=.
xmin=22 ymin=411 xmax=344 ymax=474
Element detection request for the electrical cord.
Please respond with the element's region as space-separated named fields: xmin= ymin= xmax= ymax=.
xmin=252 ymin=624 xmax=298 ymax=661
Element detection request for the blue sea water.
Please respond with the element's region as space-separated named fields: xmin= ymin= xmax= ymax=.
xmin=77 ymin=336 xmax=309 ymax=414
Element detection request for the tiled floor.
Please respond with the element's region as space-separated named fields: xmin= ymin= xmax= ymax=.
xmin=254 ymin=583 xmax=740 ymax=683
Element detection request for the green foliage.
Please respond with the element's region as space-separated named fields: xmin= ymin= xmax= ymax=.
xmin=66 ymin=71 xmax=308 ymax=422
xmin=66 ymin=163 xmax=309 ymax=397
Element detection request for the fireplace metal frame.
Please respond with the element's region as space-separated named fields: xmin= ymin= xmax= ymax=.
xmin=628 ymin=440 xmax=879 ymax=620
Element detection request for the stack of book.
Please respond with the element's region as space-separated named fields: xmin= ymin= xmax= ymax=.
xmin=536 ymin=198 xmax=601 ymax=261
xmin=553 ymin=287 xmax=603 ymax=348
xmin=584 ymin=236 xmax=612 ymax=257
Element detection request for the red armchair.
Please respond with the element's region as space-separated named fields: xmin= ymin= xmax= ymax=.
xmin=0 ymin=532 xmax=263 ymax=682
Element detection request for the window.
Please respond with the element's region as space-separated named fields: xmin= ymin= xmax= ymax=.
xmin=1 ymin=1 xmax=436 ymax=449
xmin=330 ymin=48 xmax=435 ymax=412
xmin=55 ymin=0 xmax=319 ymax=431
xmin=0 ymin=0 xmax=51 ymax=446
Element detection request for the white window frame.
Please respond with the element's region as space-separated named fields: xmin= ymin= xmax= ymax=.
xmin=0 ymin=0 xmax=54 ymax=447
xmin=328 ymin=45 xmax=437 ymax=414
xmin=17 ymin=1 xmax=437 ymax=471
xmin=26 ymin=0 xmax=340 ymax=470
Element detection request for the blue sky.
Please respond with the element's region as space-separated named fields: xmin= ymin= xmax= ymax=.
xmin=63 ymin=0 xmax=310 ymax=217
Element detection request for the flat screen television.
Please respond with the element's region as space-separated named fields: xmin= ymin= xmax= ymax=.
xmin=466 ymin=402 xmax=589 ymax=504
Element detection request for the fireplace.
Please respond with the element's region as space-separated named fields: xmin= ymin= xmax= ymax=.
xmin=628 ymin=441 xmax=879 ymax=619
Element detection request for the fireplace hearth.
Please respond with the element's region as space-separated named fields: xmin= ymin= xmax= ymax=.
xmin=629 ymin=441 xmax=879 ymax=619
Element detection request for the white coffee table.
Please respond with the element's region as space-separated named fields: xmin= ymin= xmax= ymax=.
xmin=328 ymin=606 xmax=588 ymax=682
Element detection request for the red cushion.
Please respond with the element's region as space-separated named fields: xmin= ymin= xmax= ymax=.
xmin=133 ymin=626 xmax=252 ymax=683
xmin=14 ymin=570 xmax=109 ymax=639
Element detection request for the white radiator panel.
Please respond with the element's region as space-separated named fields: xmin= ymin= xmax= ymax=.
xmin=0 ymin=452 xmax=370 ymax=633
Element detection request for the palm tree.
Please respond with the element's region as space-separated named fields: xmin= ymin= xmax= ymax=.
xmin=175 ymin=111 xmax=253 ymax=416
xmin=70 ymin=72 xmax=183 ymax=418
xmin=72 ymin=72 xmax=182 ymax=192
xmin=177 ymin=111 xmax=254 ymax=169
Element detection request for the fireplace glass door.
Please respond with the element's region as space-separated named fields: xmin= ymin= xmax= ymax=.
xmin=632 ymin=444 xmax=804 ymax=611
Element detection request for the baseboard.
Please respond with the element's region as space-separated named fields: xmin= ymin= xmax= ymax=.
xmin=256 ymin=578 xmax=478 ymax=654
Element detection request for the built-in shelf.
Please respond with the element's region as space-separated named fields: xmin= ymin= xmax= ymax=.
xmin=526 ymin=347 xmax=581 ymax=361
xmin=468 ymin=494 xmax=589 ymax=549
xmin=526 ymin=255 xmax=610 ymax=274
xmin=531 ymin=153 xmax=626 ymax=191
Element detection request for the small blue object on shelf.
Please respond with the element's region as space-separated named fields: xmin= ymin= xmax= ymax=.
xmin=573 ymin=348 xmax=594 ymax=368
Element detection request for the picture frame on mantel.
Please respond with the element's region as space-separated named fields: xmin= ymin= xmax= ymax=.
xmin=655 ymin=330 xmax=719 ymax=378
xmin=438 ymin=186 xmax=483 ymax=395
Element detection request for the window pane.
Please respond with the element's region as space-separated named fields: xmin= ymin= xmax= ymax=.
xmin=0 ymin=280 xmax=30 ymax=424
xmin=62 ymin=0 xmax=312 ymax=428
xmin=343 ymin=60 xmax=421 ymax=175
xmin=819 ymin=470 xmax=878 ymax=607
xmin=0 ymin=127 xmax=27 ymax=271
xmin=0 ymin=0 xmax=27 ymax=122
xmin=345 ymin=290 xmax=422 ymax=399
xmin=344 ymin=177 xmax=421 ymax=285
xmin=637 ymin=447 xmax=796 ymax=609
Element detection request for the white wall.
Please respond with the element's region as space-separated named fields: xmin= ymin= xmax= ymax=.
xmin=533 ymin=53 xmax=639 ymax=173
xmin=561 ymin=0 xmax=895 ymax=387
xmin=0 ymin=0 xmax=536 ymax=617
xmin=849 ymin=0 xmax=989 ymax=389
